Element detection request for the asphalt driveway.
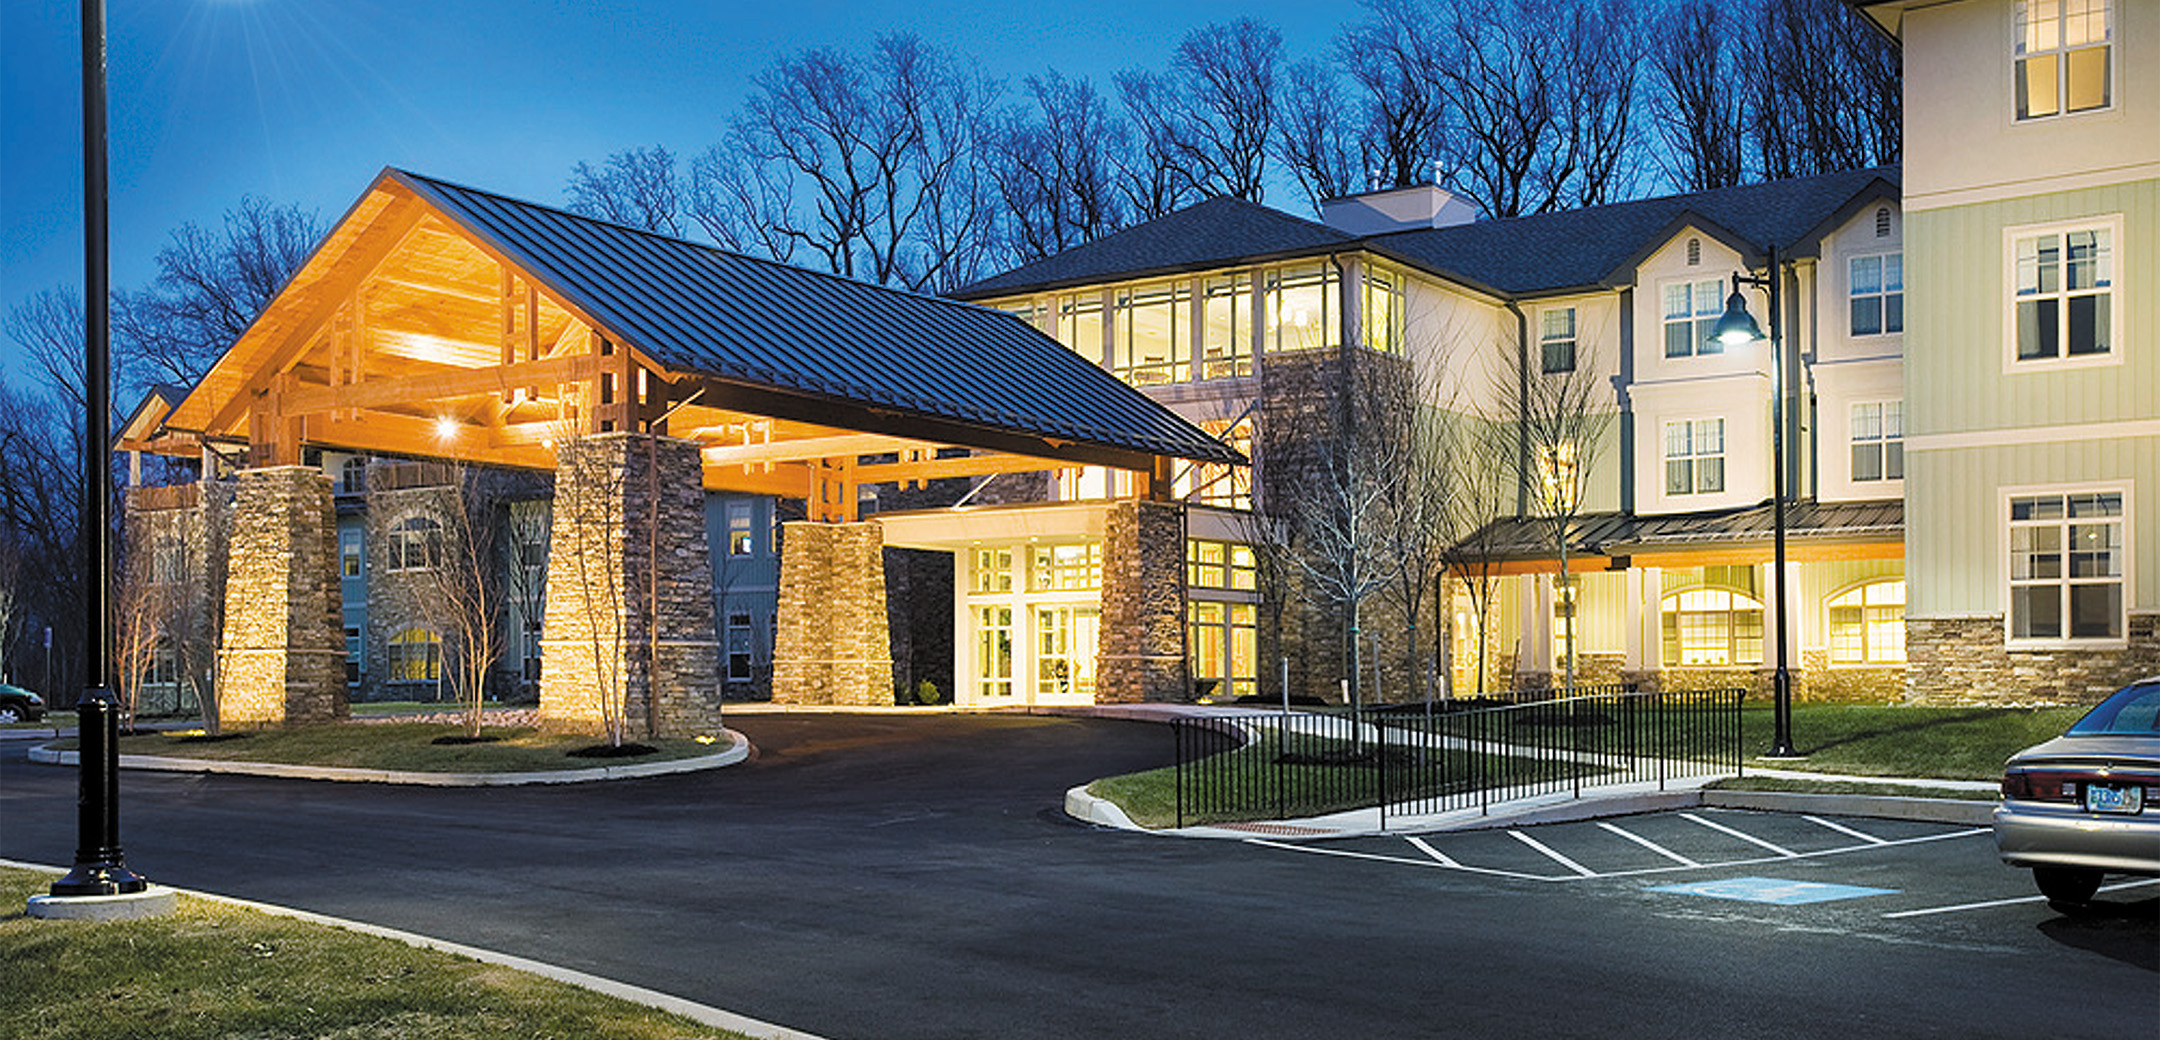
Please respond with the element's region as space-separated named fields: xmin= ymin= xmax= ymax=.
xmin=3 ymin=713 xmax=2152 ymax=1039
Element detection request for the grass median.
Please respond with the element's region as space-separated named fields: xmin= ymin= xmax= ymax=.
xmin=1736 ymin=703 xmax=2084 ymax=780
xmin=51 ymin=722 xmax=724 ymax=774
xmin=0 ymin=866 xmax=755 ymax=1040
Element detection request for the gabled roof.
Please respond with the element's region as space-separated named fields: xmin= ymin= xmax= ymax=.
xmin=954 ymin=196 xmax=1355 ymax=299
xmin=959 ymin=167 xmax=1899 ymax=303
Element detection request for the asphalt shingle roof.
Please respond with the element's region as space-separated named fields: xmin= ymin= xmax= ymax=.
xmin=955 ymin=196 xmax=1354 ymax=299
xmin=958 ymin=167 xmax=1899 ymax=301
xmin=394 ymin=170 xmax=1240 ymax=465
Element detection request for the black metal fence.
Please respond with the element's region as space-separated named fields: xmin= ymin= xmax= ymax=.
xmin=1171 ymin=687 xmax=1746 ymax=829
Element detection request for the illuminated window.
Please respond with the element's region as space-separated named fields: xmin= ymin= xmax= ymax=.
xmin=1190 ymin=418 xmax=1253 ymax=510
xmin=1055 ymin=293 xmax=1103 ymax=360
xmin=1265 ymin=264 xmax=1338 ymax=353
xmin=2013 ymin=224 xmax=2114 ymax=361
xmin=1034 ymin=606 xmax=1099 ymax=698
xmin=2009 ymin=491 xmax=2124 ymax=641
xmin=1537 ymin=442 xmax=1579 ymax=512
xmin=1188 ymin=601 xmax=1258 ymax=700
xmin=1848 ymin=254 xmax=1903 ymax=336
xmin=1540 ymin=307 xmax=1577 ymax=373
xmin=1199 ymin=275 xmax=1252 ymax=379
xmin=1851 ymin=402 xmax=1903 ymax=483
xmin=1660 ymin=588 xmax=1764 ymax=667
xmin=386 ymin=628 xmax=442 ymax=683
xmin=1663 ymin=279 xmax=1725 ymax=357
xmin=1056 ymin=466 xmax=1131 ymax=502
xmin=1000 ymin=299 xmax=1048 ymax=330
xmin=726 ymin=501 xmax=755 ymax=556
xmin=387 ymin=515 xmax=443 ymax=571
xmin=1030 ymin=543 xmax=1102 ymax=592
xmin=977 ymin=605 xmax=1014 ymax=698
xmin=1113 ymin=283 xmax=1190 ymax=385
xmin=1664 ymin=419 xmax=1725 ymax=496
xmin=971 ymin=548 xmax=1014 ymax=594
xmin=1186 ymin=540 xmax=1257 ymax=591
xmin=1828 ymin=580 xmax=1906 ymax=664
xmin=2015 ymin=0 xmax=2111 ymax=120
xmin=1362 ymin=266 xmax=1404 ymax=354
xmin=340 ymin=529 xmax=363 ymax=579
xmin=1552 ymin=579 xmax=1578 ymax=667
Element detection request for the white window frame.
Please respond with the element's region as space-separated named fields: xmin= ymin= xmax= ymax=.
xmin=1826 ymin=579 xmax=1907 ymax=665
xmin=386 ymin=514 xmax=443 ymax=572
xmin=1539 ymin=305 xmax=1577 ymax=373
xmin=1847 ymin=252 xmax=1903 ymax=339
xmin=725 ymin=501 xmax=755 ymax=557
xmin=1664 ymin=418 xmax=1726 ymax=496
xmin=1849 ymin=401 xmax=1904 ymax=485
xmin=2002 ymin=214 xmax=2124 ymax=373
xmin=2012 ymin=0 xmax=2114 ymax=123
xmin=1660 ymin=278 xmax=1725 ymax=359
xmin=2001 ymin=482 xmax=2131 ymax=649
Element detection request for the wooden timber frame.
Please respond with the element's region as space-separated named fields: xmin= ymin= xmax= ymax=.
xmin=134 ymin=170 xmax=1193 ymax=511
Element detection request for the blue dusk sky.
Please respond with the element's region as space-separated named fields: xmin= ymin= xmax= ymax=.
xmin=1 ymin=1 xmax=1346 ymax=374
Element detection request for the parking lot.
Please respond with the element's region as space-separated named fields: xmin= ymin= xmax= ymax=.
xmin=4 ymin=715 xmax=2153 ymax=1039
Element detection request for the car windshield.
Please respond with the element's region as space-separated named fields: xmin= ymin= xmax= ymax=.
xmin=2066 ymin=682 xmax=2160 ymax=736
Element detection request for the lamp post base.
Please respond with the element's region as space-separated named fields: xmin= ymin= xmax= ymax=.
xmin=49 ymin=860 xmax=148 ymax=897
xmin=28 ymin=884 xmax=175 ymax=921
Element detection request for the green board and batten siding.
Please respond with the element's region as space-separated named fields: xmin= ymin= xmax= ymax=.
xmin=1903 ymin=180 xmax=2160 ymax=619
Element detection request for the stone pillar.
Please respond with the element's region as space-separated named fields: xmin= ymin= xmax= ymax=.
xmin=773 ymin=521 xmax=894 ymax=706
xmin=1098 ymin=500 xmax=1187 ymax=703
xmin=540 ymin=434 xmax=723 ymax=738
xmin=216 ymin=466 xmax=346 ymax=728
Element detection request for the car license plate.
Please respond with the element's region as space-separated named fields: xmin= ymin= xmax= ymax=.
xmin=2083 ymin=783 xmax=2143 ymax=815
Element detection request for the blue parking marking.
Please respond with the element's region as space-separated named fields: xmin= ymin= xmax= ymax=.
xmin=1649 ymin=876 xmax=1899 ymax=905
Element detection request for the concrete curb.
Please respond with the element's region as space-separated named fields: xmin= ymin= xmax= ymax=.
xmin=1064 ymin=784 xmax=1143 ymax=829
xmin=1701 ymin=789 xmax=1996 ymax=825
xmin=26 ymin=729 xmax=751 ymax=786
xmin=0 ymin=858 xmax=823 ymax=1040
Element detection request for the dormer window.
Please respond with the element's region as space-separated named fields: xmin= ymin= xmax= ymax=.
xmin=2016 ymin=0 xmax=2111 ymax=120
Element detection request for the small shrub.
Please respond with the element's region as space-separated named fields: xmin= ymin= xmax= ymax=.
xmin=915 ymin=679 xmax=943 ymax=705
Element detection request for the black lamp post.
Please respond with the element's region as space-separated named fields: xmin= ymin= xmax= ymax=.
xmin=1709 ymin=243 xmax=1801 ymax=760
xmin=49 ymin=0 xmax=149 ymax=900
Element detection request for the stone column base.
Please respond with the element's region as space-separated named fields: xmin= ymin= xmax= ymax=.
xmin=773 ymin=521 xmax=894 ymax=706
xmin=215 ymin=466 xmax=346 ymax=728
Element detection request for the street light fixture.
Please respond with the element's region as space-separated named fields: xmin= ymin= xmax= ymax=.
xmin=1708 ymin=243 xmax=1801 ymax=760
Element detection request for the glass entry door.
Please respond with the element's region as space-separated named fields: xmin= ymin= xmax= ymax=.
xmin=1034 ymin=606 xmax=1098 ymax=703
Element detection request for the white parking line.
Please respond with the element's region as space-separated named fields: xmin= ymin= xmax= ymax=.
xmin=1242 ymin=838 xmax=1563 ymax=882
xmin=1803 ymin=815 xmax=1888 ymax=845
xmin=1883 ymin=878 xmax=2160 ymax=919
xmin=1508 ymin=829 xmax=1599 ymax=877
xmin=1404 ymin=835 xmax=1460 ymax=868
xmin=1597 ymin=822 xmax=1700 ymax=867
xmin=1681 ymin=812 xmax=1799 ymax=857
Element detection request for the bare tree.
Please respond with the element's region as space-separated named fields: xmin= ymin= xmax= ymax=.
xmin=989 ymin=71 xmax=1131 ymax=263
xmin=5 ymin=289 xmax=88 ymax=411
xmin=1166 ymin=18 xmax=1282 ymax=201
xmin=1743 ymin=0 xmax=1901 ymax=180
xmin=110 ymin=540 xmax=162 ymax=731
xmin=113 ymin=197 xmax=321 ymax=393
xmin=432 ymin=468 xmax=508 ymax=738
xmin=566 ymin=146 xmax=688 ymax=236
xmin=1499 ymin=336 xmax=1612 ymax=694
xmin=502 ymin=498 xmax=551 ymax=703
xmin=0 ymin=535 xmax=18 ymax=686
xmin=1439 ymin=409 xmax=1517 ymax=698
xmin=1273 ymin=59 xmax=1363 ymax=212
xmin=1112 ymin=69 xmax=1199 ymax=221
xmin=1372 ymin=368 xmax=1457 ymax=705
xmin=1649 ymin=0 xmax=1749 ymax=192
xmin=1336 ymin=0 xmax=1448 ymax=192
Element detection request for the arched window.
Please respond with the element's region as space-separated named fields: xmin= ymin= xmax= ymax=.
xmin=341 ymin=456 xmax=368 ymax=494
xmin=387 ymin=515 xmax=443 ymax=571
xmin=386 ymin=628 xmax=442 ymax=684
xmin=1660 ymin=587 xmax=1765 ymax=667
xmin=1828 ymin=580 xmax=1905 ymax=664
xmin=148 ymin=534 xmax=184 ymax=585
xmin=1686 ymin=237 xmax=1701 ymax=266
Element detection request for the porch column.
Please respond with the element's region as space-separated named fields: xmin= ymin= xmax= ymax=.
xmin=540 ymin=433 xmax=723 ymax=738
xmin=772 ymin=521 xmax=893 ymax=705
xmin=216 ymin=465 xmax=346 ymax=728
xmin=1098 ymin=499 xmax=1187 ymax=703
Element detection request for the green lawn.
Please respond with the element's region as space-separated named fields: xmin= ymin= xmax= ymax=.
xmin=1738 ymin=704 xmax=2084 ymax=780
xmin=1707 ymin=775 xmax=1998 ymax=801
xmin=0 ymin=867 xmax=754 ymax=1040
xmin=349 ymin=699 xmax=514 ymax=717
xmin=52 ymin=722 xmax=724 ymax=774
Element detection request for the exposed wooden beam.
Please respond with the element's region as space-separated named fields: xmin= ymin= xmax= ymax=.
xmin=702 ymin=462 xmax=816 ymax=497
xmin=698 ymin=433 xmax=943 ymax=467
xmin=282 ymin=354 xmax=598 ymax=415
xmin=854 ymin=453 xmax=1081 ymax=484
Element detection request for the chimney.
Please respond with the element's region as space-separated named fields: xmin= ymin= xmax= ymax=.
xmin=1320 ymin=184 xmax=1479 ymax=235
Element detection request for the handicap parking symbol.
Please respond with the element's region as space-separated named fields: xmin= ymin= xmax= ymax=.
xmin=1649 ymin=876 xmax=1899 ymax=905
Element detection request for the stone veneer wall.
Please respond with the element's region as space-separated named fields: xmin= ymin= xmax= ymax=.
xmin=362 ymin=482 xmax=460 ymax=703
xmin=216 ymin=466 xmax=347 ymax=728
xmin=1906 ymin=613 xmax=2160 ymax=706
xmin=539 ymin=435 xmax=723 ymax=738
xmin=772 ymin=521 xmax=894 ymax=706
xmin=1098 ymin=500 xmax=1188 ymax=703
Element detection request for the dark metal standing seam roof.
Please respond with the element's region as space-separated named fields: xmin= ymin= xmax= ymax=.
xmin=1471 ymin=499 xmax=1905 ymax=559
xmin=390 ymin=169 xmax=1241 ymax=466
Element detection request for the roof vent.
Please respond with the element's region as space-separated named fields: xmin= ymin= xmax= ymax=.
xmin=1320 ymin=184 xmax=1479 ymax=235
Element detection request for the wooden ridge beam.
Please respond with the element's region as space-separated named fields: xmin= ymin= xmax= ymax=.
xmin=282 ymin=354 xmax=597 ymax=415
xmin=854 ymin=453 xmax=1082 ymax=484
xmin=698 ymin=433 xmax=943 ymax=468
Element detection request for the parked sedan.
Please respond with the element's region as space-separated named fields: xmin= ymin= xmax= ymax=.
xmin=0 ymin=683 xmax=46 ymax=723
xmin=1996 ymin=677 xmax=2160 ymax=908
